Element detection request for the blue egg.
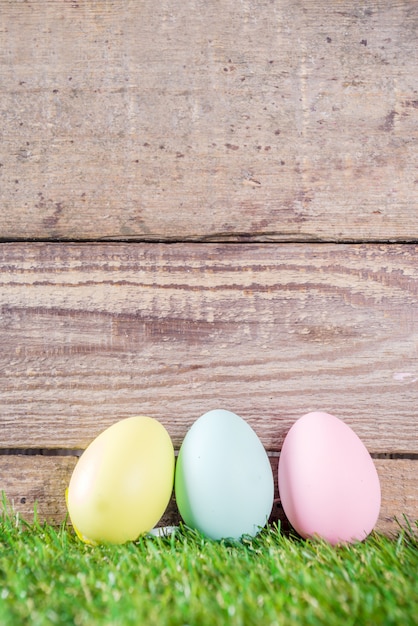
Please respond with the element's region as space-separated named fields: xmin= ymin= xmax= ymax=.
xmin=175 ymin=409 xmax=274 ymax=540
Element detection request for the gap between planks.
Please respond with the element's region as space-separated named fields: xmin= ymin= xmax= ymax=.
xmin=2 ymin=238 xmax=418 ymax=245
xmin=0 ymin=449 xmax=418 ymax=461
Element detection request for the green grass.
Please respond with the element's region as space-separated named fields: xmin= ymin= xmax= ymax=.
xmin=0 ymin=510 xmax=417 ymax=626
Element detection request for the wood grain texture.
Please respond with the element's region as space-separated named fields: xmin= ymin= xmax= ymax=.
xmin=0 ymin=455 xmax=77 ymax=525
xmin=0 ymin=456 xmax=416 ymax=536
xmin=1 ymin=0 xmax=417 ymax=242
xmin=0 ymin=242 xmax=417 ymax=453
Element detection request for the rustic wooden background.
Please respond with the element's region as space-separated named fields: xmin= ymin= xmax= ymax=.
xmin=0 ymin=0 xmax=417 ymax=536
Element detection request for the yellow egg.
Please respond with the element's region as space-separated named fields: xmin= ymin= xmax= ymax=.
xmin=66 ymin=416 xmax=175 ymax=544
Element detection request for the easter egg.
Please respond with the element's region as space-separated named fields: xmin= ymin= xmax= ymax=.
xmin=278 ymin=411 xmax=381 ymax=545
xmin=67 ymin=416 xmax=175 ymax=544
xmin=175 ymin=409 xmax=274 ymax=540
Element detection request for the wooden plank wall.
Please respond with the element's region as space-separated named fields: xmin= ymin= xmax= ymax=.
xmin=0 ymin=1 xmax=417 ymax=536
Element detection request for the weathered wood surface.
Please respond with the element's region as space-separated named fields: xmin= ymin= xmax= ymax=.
xmin=1 ymin=456 xmax=416 ymax=536
xmin=1 ymin=0 xmax=418 ymax=242
xmin=0 ymin=242 xmax=417 ymax=454
xmin=0 ymin=0 xmax=417 ymax=534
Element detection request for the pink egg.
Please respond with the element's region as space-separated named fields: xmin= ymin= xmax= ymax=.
xmin=278 ymin=412 xmax=381 ymax=545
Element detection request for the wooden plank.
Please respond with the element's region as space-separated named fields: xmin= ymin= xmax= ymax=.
xmin=1 ymin=1 xmax=417 ymax=242
xmin=374 ymin=459 xmax=418 ymax=536
xmin=1 ymin=456 xmax=416 ymax=536
xmin=0 ymin=455 xmax=77 ymax=525
xmin=0 ymin=242 xmax=417 ymax=453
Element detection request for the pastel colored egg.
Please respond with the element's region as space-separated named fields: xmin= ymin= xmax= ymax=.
xmin=67 ymin=416 xmax=175 ymax=544
xmin=175 ymin=409 xmax=274 ymax=540
xmin=278 ymin=411 xmax=381 ymax=545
